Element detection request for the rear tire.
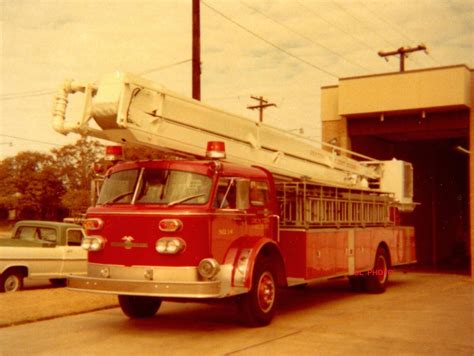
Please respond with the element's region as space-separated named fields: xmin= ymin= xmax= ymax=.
xmin=0 ymin=270 xmax=24 ymax=293
xmin=237 ymin=257 xmax=278 ymax=327
xmin=365 ymin=247 xmax=390 ymax=294
xmin=118 ymin=295 xmax=162 ymax=319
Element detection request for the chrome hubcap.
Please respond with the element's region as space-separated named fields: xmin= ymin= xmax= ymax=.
xmin=257 ymin=271 xmax=275 ymax=313
xmin=5 ymin=275 xmax=20 ymax=292
xmin=375 ymin=255 xmax=388 ymax=284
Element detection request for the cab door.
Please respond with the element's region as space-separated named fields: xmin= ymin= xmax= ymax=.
xmin=211 ymin=177 xmax=247 ymax=263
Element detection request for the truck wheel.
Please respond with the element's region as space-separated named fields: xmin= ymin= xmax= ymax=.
xmin=118 ymin=295 xmax=162 ymax=319
xmin=237 ymin=257 xmax=277 ymax=327
xmin=365 ymin=247 xmax=389 ymax=294
xmin=0 ymin=270 xmax=24 ymax=292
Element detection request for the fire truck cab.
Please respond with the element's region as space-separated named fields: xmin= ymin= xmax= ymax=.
xmin=70 ymin=149 xmax=287 ymax=325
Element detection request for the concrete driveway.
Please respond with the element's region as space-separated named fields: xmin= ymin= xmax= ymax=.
xmin=0 ymin=270 xmax=472 ymax=355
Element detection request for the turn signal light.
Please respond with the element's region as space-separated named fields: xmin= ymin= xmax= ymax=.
xmin=83 ymin=218 xmax=104 ymax=231
xmin=159 ymin=219 xmax=182 ymax=232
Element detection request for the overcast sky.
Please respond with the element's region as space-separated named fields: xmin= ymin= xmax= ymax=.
xmin=1 ymin=0 xmax=472 ymax=159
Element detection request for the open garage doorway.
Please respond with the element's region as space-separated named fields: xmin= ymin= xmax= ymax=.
xmin=349 ymin=117 xmax=470 ymax=272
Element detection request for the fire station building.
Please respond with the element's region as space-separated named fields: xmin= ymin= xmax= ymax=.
xmin=321 ymin=65 xmax=473 ymax=276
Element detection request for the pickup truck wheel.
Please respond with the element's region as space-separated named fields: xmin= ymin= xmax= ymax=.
xmin=1 ymin=270 xmax=24 ymax=293
xmin=118 ymin=295 xmax=162 ymax=319
xmin=237 ymin=257 xmax=277 ymax=327
xmin=365 ymin=247 xmax=389 ymax=294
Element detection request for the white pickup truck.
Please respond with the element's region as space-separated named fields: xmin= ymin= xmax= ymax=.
xmin=0 ymin=220 xmax=87 ymax=292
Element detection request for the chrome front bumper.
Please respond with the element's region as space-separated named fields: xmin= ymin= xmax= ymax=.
xmin=67 ymin=263 xmax=222 ymax=298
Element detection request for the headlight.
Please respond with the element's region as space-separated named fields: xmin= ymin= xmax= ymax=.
xmin=198 ymin=258 xmax=220 ymax=279
xmin=81 ymin=236 xmax=106 ymax=251
xmin=155 ymin=238 xmax=186 ymax=254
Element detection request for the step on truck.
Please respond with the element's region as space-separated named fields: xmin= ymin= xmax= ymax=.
xmin=52 ymin=72 xmax=416 ymax=326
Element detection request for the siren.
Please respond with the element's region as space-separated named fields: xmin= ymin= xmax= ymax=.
xmin=105 ymin=145 xmax=124 ymax=162
xmin=206 ymin=141 xmax=226 ymax=159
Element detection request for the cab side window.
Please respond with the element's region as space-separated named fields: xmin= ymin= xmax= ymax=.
xmin=250 ymin=181 xmax=269 ymax=207
xmin=214 ymin=178 xmax=236 ymax=209
xmin=14 ymin=227 xmax=37 ymax=241
xmin=67 ymin=229 xmax=84 ymax=246
xmin=38 ymin=228 xmax=57 ymax=243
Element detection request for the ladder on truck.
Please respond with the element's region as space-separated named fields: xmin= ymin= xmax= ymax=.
xmin=51 ymin=71 xmax=415 ymax=216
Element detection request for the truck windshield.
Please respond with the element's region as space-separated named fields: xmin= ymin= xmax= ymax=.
xmin=97 ymin=168 xmax=212 ymax=206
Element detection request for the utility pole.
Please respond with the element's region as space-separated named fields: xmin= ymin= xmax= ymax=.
xmin=192 ymin=0 xmax=201 ymax=100
xmin=247 ymin=96 xmax=277 ymax=123
xmin=378 ymin=44 xmax=428 ymax=72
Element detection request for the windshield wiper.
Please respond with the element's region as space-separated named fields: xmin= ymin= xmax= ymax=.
xmin=167 ymin=193 xmax=206 ymax=207
xmin=102 ymin=191 xmax=134 ymax=205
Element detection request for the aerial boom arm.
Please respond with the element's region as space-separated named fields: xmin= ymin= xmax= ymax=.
xmin=52 ymin=72 xmax=415 ymax=210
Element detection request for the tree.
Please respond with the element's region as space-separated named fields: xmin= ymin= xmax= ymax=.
xmin=51 ymin=137 xmax=104 ymax=215
xmin=122 ymin=144 xmax=177 ymax=161
xmin=0 ymin=151 xmax=64 ymax=220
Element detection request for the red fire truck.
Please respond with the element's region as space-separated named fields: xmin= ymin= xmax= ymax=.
xmin=53 ymin=72 xmax=416 ymax=326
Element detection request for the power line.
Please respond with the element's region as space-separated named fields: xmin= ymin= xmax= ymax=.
xmin=295 ymin=1 xmax=379 ymax=54
xmin=330 ymin=1 xmax=400 ymax=49
xmin=358 ymin=2 xmax=442 ymax=66
xmin=0 ymin=90 xmax=56 ymax=101
xmin=201 ymin=0 xmax=339 ymax=78
xmin=0 ymin=134 xmax=63 ymax=147
xmin=138 ymin=58 xmax=193 ymax=75
xmin=239 ymin=1 xmax=370 ymax=72
xmin=1 ymin=59 xmax=194 ymax=101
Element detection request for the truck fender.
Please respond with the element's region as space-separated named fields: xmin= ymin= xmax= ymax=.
xmin=1 ymin=263 xmax=29 ymax=277
xmin=230 ymin=237 xmax=287 ymax=290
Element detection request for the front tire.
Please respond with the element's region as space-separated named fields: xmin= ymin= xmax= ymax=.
xmin=118 ymin=295 xmax=162 ymax=319
xmin=237 ymin=257 xmax=278 ymax=327
xmin=0 ymin=270 xmax=24 ymax=292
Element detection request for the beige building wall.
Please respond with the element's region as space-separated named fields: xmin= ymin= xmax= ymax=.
xmin=321 ymin=65 xmax=473 ymax=277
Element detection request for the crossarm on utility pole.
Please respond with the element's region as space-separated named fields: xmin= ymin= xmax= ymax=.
xmin=378 ymin=44 xmax=428 ymax=72
xmin=247 ymin=96 xmax=277 ymax=122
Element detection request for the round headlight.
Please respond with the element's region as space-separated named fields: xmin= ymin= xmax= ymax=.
xmin=155 ymin=238 xmax=186 ymax=254
xmin=81 ymin=238 xmax=91 ymax=250
xmin=90 ymin=237 xmax=104 ymax=251
xmin=81 ymin=236 xmax=105 ymax=251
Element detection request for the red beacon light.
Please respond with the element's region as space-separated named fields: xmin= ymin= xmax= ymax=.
xmin=105 ymin=145 xmax=124 ymax=162
xmin=206 ymin=141 xmax=226 ymax=159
